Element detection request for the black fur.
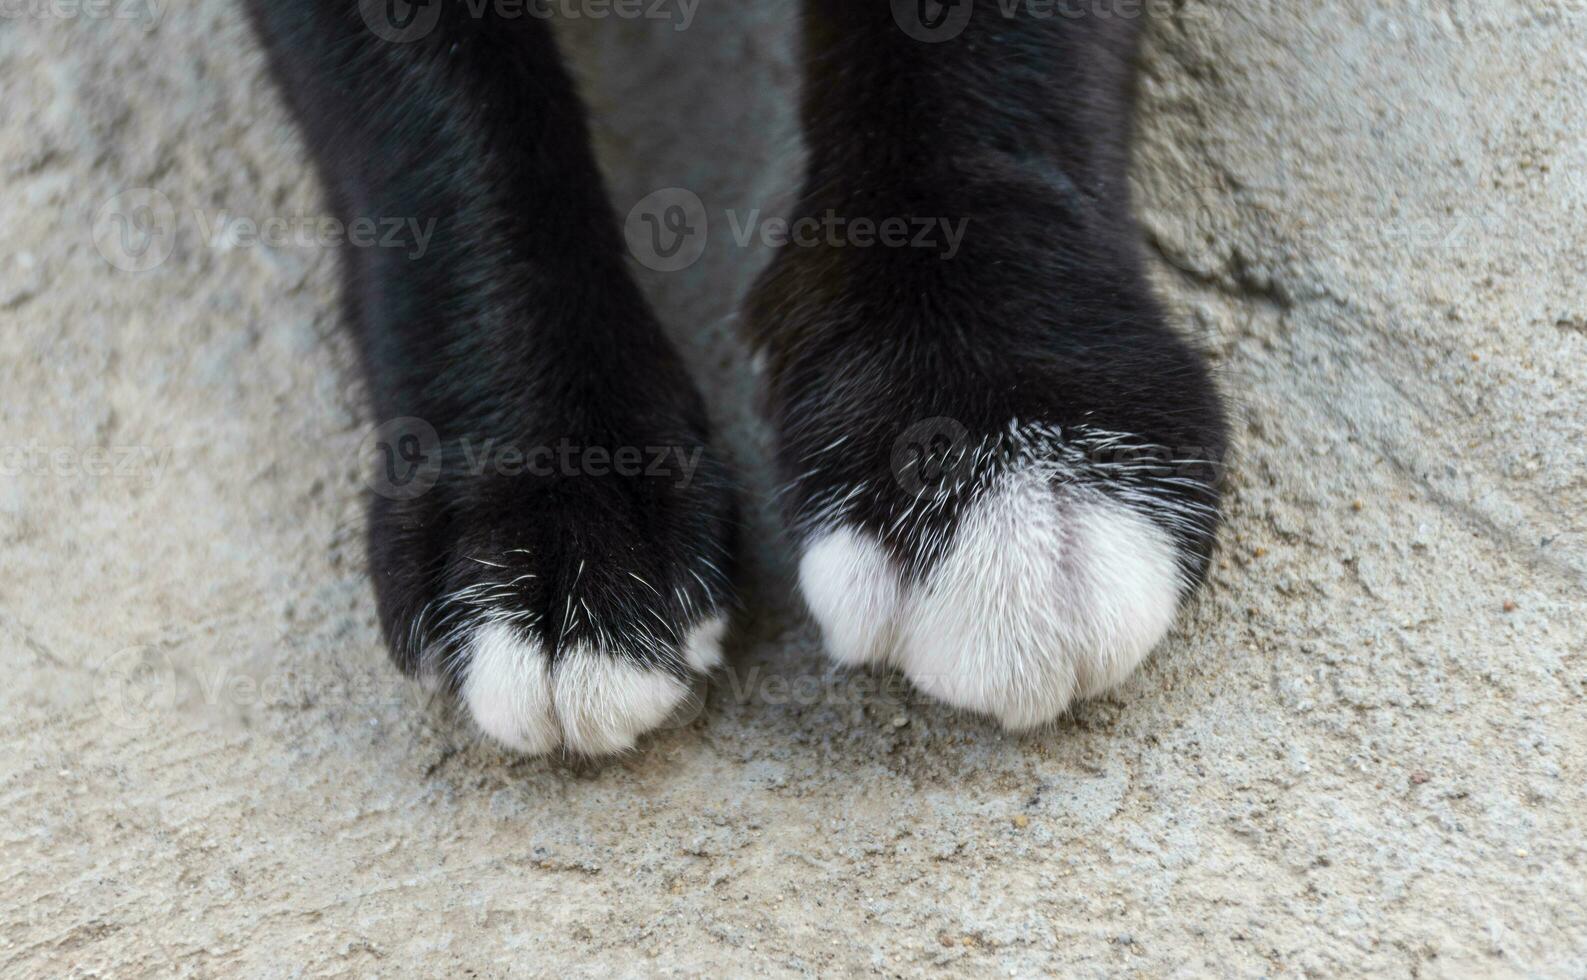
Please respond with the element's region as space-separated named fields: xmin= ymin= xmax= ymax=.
xmin=249 ymin=0 xmax=736 ymax=689
xmin=248 ymin=0 xmax=1227 ymax=748
xmin=747 ymin=2 xmax=1227 ymax=585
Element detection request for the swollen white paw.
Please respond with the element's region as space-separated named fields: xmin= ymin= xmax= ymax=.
xmin=797 ymin=471 xmax=1184 ymax=729
xmin=459 ymin=618 xmax=723 ymax=756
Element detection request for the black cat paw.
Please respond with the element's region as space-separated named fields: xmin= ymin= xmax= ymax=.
xmin=748 ymin=187 xmax=1227 ymax=729
xmin=363 ymin=403 xmax=734 ymax=756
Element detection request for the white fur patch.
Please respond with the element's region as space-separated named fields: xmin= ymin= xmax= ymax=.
xmin=798 ymin=528 xmax=901 ymax=667
xmin=680 ymin=615 xmax=727 ymax=672
xmin=460 ymin=619 xmax=720 ymax=756
xmin=551 ymin=646 xmax=691 ymax=755
xmin=797 ymin=471 xmax=1184 ymax=730
xmin=461 ymin=623 xmax=560 ymax=754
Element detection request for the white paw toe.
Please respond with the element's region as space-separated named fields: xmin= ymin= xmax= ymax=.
xmin=458 ymin=621 xmax=707 ymax=756
xmin=680 ymin=615 xmax=727 ymax=673
xmin=798 ymin=471 xmax=1185 ymax=730
xmin=797 ymin=528 xmax=902 ymax=667
xmin=551 ymin=646 xmax=691 ymax=755
xmin=461 ymin=623 xmax=561 ymax=754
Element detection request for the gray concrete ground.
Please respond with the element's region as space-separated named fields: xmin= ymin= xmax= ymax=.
xmin=3 ymin=0 xmax=1584 ymax=975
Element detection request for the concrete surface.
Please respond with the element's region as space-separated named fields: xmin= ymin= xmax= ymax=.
xmin=3 ymin=0 xmax=1584 ymax=975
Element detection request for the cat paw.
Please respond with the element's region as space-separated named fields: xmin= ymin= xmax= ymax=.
xmin=364 ymin=416 xmax=735 ymax=756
